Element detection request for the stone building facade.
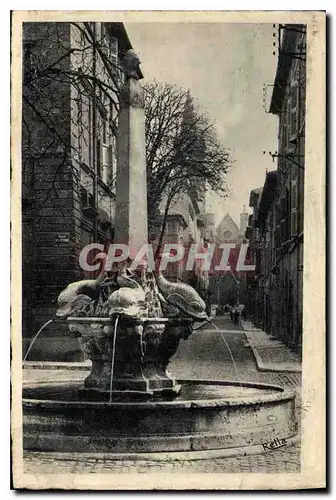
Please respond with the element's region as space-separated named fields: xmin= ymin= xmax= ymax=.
xmin=245 ymin=188 xmax=263 ymax=320
xmin=153 ymin=190 xmax=205 ymax=283
xmin=245 ymin=24 xmax=306 ymax=353
xmin=22 ymin=22 xmax=140 ymax=360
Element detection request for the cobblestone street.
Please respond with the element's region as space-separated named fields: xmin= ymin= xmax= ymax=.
xmin=23 ymin=315 xmax=302 ymax=475
xmin=24 ymin=444 xmax=301 ymax=474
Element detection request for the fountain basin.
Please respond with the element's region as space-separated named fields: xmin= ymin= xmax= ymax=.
xmin=23 ymin=379 xmax=297 ymax=456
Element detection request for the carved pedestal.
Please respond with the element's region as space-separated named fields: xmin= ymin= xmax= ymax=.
xmin=68 ymin=316 xmax=193 ymax=398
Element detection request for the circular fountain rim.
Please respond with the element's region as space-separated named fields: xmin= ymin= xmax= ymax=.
xmin=25 ymin=435 xmax=300 ymax=462
xmin=22 ymin=378 xmax=296 ymax=409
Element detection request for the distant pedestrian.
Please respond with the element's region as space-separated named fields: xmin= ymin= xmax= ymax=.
xmin=230 ymin=308 xmax=234 ymax=323
xmin=233 ymin=310 xmax=240 ymax=325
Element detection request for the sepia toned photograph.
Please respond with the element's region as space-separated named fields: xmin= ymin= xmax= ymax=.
xmin=11 ymin=10 xmax=325 ymax=490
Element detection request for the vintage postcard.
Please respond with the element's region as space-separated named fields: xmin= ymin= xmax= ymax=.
xmin=11 ymin=10 xmax=326 ymax=490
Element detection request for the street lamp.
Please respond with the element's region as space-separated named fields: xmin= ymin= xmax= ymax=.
xmin=263 ymin=150 xmax=304 ymax=170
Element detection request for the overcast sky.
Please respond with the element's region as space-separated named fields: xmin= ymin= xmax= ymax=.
xmin=126 ymin=22 xmax=279 ymax=227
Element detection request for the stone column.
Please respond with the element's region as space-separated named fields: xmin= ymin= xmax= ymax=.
xmin=115 ymin=67 xmax=148 ymax=258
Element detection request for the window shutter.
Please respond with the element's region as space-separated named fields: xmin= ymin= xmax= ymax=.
xmin=97 ymin=139 xmax=102 ymax=178
xmin=282 ymin=117 xmax=288 ymax=151
xmin=80 ymin=187 xmax=88 ymax=207
xmin=101 ymin=44 xmax=108 ymax=57
xmin=280 ymin=219 xmax=287 ymax=242
xmin=88 ymin=99 xmax=92 ymax=167
xmin=291 ymin=179 xmax=298 ymax=236
xmin=285 ymin=189 xmax=290 ymax=240
xmin=102 ymin=143 xmax=110 ymax=185
xmin=275 ymin=223 xmax=280 ymax=247
xmin=109 ymin=101 xmax=117 ymax=138
xmin=278 ymin=193 xmax=288 ymax=244
xmin=102 ymin=143 xmax=109 ymax=166
xmin=289 ymin=80 xmax=299 ymax=143
xmin=108 ymin=144 xmax=114 ymax=185
xmin=95 ymin=23 xmax=102 ymax=43
xmin=100 ymin=24 xmax=109 ymax=57
xmin=291 ymin=211 xmax=298 ymax=236
xmin=291 ymin=179 xmax=298 ymax=210
xmin=109 ymin=100 xmax=115 ymax=121
xmin=280 ymin=196 xmax=286 ymax=220
xmin=109 ymin=37 xmax=118 ymax=69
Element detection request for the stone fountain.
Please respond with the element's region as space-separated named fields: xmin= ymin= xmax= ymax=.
xmin=64 ymin=265 xmax=203 ymax=399
xmin=22 ymin=51 xmax=298 ymax=458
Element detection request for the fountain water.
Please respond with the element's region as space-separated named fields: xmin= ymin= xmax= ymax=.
xmin=109 ymin=315 xmax=119 ymax=403
xmin=210 ymin=321 xmax=242 ymax=387
xmin=22 ymin=50 xmax=298 ymax=459
xmin=23 ymin=319 xmax=53 ymax=361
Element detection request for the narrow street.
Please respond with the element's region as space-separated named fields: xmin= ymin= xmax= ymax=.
xmin=23 ymin=314 xmax=302 ymax=475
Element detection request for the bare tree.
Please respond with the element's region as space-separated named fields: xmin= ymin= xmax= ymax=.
xmin=23 ymin=26 xmax=232 ymax=248
xmin=144 ymin=81 xmax=233 ymax=248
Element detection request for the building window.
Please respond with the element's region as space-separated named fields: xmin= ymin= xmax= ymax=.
xmin=23 ymin=41 xmax=35 ymax=72
xmin=166 ymin=221 xmax=177 ymax=235
xmin=81 ymin=187 xmax=95 ymax=208
xmin=101 ymin=23 xmax=108 ymax=48
xmin=100 ymin=26 xmax=118 ymax=68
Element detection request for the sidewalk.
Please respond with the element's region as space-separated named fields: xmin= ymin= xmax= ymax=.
xmin=241 ymin=320 xmax=301 ymax=373
xmin=22 ymin=360 xmax=91 ymax=371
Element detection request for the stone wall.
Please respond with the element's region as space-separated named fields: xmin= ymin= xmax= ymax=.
xmin=22 ymin=23 xmax=80 ymax=358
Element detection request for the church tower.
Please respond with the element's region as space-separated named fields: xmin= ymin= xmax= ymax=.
xmin=240 ymin=205 xmax=249 ymax=233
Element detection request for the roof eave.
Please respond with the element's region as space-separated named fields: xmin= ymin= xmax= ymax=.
xmin=269 ymin=25 xmax=302 ymax=115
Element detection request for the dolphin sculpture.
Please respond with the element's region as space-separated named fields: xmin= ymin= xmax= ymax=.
xmin=56 ymin=252 xmax=108 ymax=318
xmin=155 ymin=271 xmax=208 ymax=321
